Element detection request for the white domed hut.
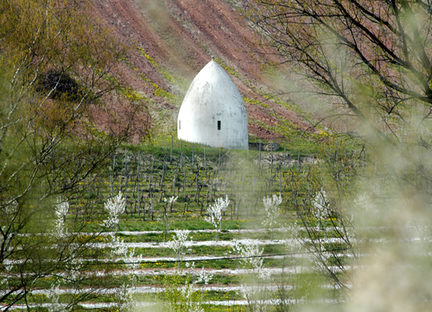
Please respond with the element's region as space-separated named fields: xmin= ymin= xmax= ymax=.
xmin=177 ymin=59 xmax=248 ymax=150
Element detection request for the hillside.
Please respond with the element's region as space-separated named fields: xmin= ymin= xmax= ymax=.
xmin=90 ymin=0 xmax=311 ymax=142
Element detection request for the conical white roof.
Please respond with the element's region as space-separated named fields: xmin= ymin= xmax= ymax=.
xmin=177 ymin=59 xmax=248 ymax=150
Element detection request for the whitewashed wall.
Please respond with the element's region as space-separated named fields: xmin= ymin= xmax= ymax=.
xmin=177 ymin=60 xmax=248 ymax=150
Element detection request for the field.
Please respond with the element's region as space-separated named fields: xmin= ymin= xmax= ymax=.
xmin=2 ymin=138 xmax=367 ymax=311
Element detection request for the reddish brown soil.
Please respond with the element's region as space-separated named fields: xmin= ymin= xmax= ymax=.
xmin=89 ymin=0 xmax=310 ymax=141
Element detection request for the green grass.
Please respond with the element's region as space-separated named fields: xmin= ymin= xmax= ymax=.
xmin=5 ymin=138 xmax=361 ymax=311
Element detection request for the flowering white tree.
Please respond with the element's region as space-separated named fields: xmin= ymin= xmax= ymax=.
xmin=117 ymin=284 xmax=136 ymax=312
xmin=166 ymin=229 xmax=191 ymax=270
xmin=205 ymin=195 xmax=230 ymax=239
xmin=102 ymin=193 xmax=142 ymax=312
xmin=164 ymin=261 xmax=211 ymax=312
xmin=110 ymin=233 xmax=141 ymax=312
xmin=284 ymin=223 xmax=301 ymax=254
xmin=49 ymin=199 xmax=91 ymax=311
xmin=53 ymin=199 xmax=69 ymax=239
xmin=232 ymin=239 xmax=269 ymax=279
xmin=232 ymin=239 xmax=270 ymax=312
xmin=46 ymin=281 xmax=64 ymax=312
xmin=262 ymin=193 xmax=282 ymax=236
xmin=0 ymin=261 xmax=11 ymax=292
xmin=103 ymin=192 xmax=126 ymax=229
xmin=164 ymin=278 xmax=205 ymax=312
xmin=195 ymin=267 xmax=214 ymax=285
xmin=179 ymin=283 xmax=205 ymax=312
xmin=108 ymin=231 xmax=142 ymax=312
xmin=312 ymin=188 xmax=329 ymax=231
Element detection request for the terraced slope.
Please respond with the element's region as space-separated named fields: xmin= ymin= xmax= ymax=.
xmin=90 ymin=0 xmax=311 ymax=141
xmin=2 ymin=148 xmax=353 ymax=311
xmin=4 ymin=225 xmax=350 ymax=310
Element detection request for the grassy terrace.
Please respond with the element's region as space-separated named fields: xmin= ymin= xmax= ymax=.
xmin=3 ymin=136 xmax=364 ymax=311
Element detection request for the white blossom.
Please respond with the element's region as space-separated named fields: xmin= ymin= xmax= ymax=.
xmin=185 ymin=261 xmax=195 ymax=269
xmin=205 ymin=195 xmax=230 ymax=232
xmin=262 ymin=193 xmax=282 ymax=229
xmin=47 ymin=281 xmax=70 ymax=312
xmin=101 ymin=192 xmax=139 ymax=311
xmin=195 ymin=268 xmax=213 ymax=285
xmin=167 ymin=229 xmax=190 ymax=251
xmin=0 ymin=262 xmax=12 ymax=289
xmin=110 ymin=235 xmax=129 ymax=258
xmin=179 ymin=283 xmax=204 ymax=312
xmin=313 ymin=189 xmax=328 ymax=216
xmin=166 ymin=229 xmax=190 ymax=269
xmin=65 ymin=258 xmax=81 ymax=281
xmin=118 ymin=282 xmax=136 ymax=312
xmin=312 ymin=188 xmax=329 ymax=230
xmin=232 ymin=239 xmax=269 ymax=280
xmin=284 ymin=224 xmax=302 ymax=252
xmin=109 ymin=234 xmax=142 ymax=270
xmin=103 ymin=192 xmax=126 ymax=228
xmin=53 ymin=199 xmax=69 ymax=239
xmin=238 ymin=284 xmax=269 ymax=311
xmin=163 ymin=196 xmax=178 ymax=204
xmin=240 ymin=284 xmax=259 ymax=301
xmin=5 ymin=200 xmax=18 ymax=215
xmin=353 ymin=192 xmax=375 ymax=219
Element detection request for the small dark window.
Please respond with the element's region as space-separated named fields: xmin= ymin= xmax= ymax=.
xmin=179 ymin=120 xmax=181 ymax=130
xmin=217 ymin=120 xmax=221 ymax=130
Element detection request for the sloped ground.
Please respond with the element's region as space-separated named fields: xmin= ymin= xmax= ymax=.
xmin=90 ymin=0 xmax=311 ymax=141
xmin=2 ymin=151 xmax=349 ymax=310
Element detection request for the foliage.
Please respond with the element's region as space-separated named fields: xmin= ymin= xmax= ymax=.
xmin=0 ymin=143 xmax=370 ymax=309
xmin=245 ymin=0 xmax=432 ymax=299
xmin=244 ymin=0 xmax=432 ymax=135
xmin=0 ymin=0 xmax=146 ymax=309
xmin=163 ymin=275 xmax=205 ymax=312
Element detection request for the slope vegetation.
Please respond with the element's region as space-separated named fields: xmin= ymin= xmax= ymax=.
xmin=91 ymin=0 xmax=310 ymax=141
